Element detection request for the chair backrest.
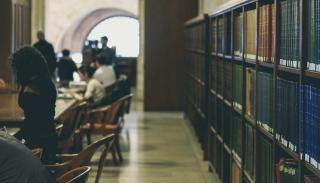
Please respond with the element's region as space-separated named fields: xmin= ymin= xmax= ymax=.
xmin=49 ymin=134 xmax=114 ymax=178
xmin=68 ymin=134 xmax=114 ymax=170
xmin=56 ymin=166 xmax=91 ymax=183
xmin=58 ymin=102 xmax=88 ymax=152
xmin=102 ymin=94 xmax=133 ymax=125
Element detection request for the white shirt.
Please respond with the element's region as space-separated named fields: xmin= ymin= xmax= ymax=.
xmin=84 ymin=78 xmax=106 ymax=102
xmin=93 ymin=65 xmax=116 ymax=88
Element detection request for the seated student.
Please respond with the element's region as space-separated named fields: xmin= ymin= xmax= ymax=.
xmin=70 ymin=65 xmax=105 ymax=103
xmin=57 ymin=49 xmax=78 ymax=82
xmin=89 ymin=74 xmax=131 ymax=109
xmin=93 ymin=55 xmax=116 ymax=88
xmin=0 ymin=130 xmax=55 ymax=183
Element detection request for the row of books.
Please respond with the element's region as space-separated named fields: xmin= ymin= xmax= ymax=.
xmin=279 ymin=0 xmax=301 ymax=69
xmin=307 ymin=0 xmax=320 ymax=72
xmin=212 ymin=15 xmax=232 ymax=55
xmin=276 ymin=77 xmax=299 ymax=152
xmin=258 ymin=3 xmax=275 ymax=63
xmin=185 ymin=24 xmax=205 ymax=50
xmin=301 ymin=84 xmax=320 ymax=170
xmin=257 ymin=71 xmax=274 ymax=133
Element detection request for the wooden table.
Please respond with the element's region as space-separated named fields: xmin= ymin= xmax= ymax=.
xmin=0 ymin=92 xmax=77 ymax=127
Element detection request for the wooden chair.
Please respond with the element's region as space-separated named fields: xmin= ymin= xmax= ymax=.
xmin=47 ymin=134 xmax=114 ymax=183
xmin=58 ymin=102 xmax=88 ymax=153
xmin=56 ymin=166 xmax=91 ymax=183
xmin=81 ymin=94 xmax=133 ymax=164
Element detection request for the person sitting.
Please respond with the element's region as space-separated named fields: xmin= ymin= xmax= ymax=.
xmin=89 ymin=74 xmax=131 ymax=109
xmin=93 ymin=55 xmax=116 ymax=88
xmin=70 ymin=65 xmax=105 ymax=103
xmin=0 ymin=130 xmax=55 ymax=183
xmin=10 ymin=46 xmax=58 ymax=164
xmin=57 ymin=49 xmax=78 ymax=83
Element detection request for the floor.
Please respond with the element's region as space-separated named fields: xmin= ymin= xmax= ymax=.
xmin=87 ymin=101 xmax=220 ymax=183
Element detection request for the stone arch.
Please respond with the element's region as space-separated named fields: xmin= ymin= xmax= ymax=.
xmin=56 ymin=8 xmax=137 ymax=53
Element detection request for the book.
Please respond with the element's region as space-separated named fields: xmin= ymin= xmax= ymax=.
xmin=218 ymin=17 xmax=224 ymax=54
xmin=258 ymin=4 xmax=275 ymax=63
xmin=279 ymin=0 xmax=301 ymax=68
xmin=275 ymin=159 xmax=298 ymax=183
xmin=211 ymin=18 xmax=217 ymax=53
xmin=224 ymin=60 xmax=232 ymax=102
xmin=245 ymin=68 xmax=256 ymax=117
xmin=232 ymin=161 xmax=241 ymax=183
xmin=244 ymin=123 xmax=254 ymax=177
xmin=258 ymin=135 xmax=274 ymax=183
xmin=234 ymin=12 xmax=243 ymax=57
xmin=232 ymin=114 xmax=242 ymax=157
xmin=223 ymin=149 xmax=231 ymax=183
xmin=224 ymin=104 xmax=232 ymax=147
xmin=300 ymin=83 xmax=320 ymax=169
xmin=233 ymin=64 xmax=243 ymax=110
xmin=245 ymin=9 xmax=256 ymax=60
xmin=276 ymin=77 xmax=299 ymax=152
xmin=257 ymin=71 xmax=274 ymax=133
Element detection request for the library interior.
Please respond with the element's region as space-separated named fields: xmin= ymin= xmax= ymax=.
xmin=0 ymin=0 xmax=319 ymax=183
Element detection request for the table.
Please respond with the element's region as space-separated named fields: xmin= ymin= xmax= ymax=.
xmin=0 ymin=92 xmax=77 ymax=127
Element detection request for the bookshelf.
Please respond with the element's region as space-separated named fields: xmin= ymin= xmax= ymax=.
xmin=184 ymin=0 xmax=320 ymax=182
xmin=184 ymin=16 xmax=209 ymax=159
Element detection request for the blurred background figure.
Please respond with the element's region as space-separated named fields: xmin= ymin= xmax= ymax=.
xmin=93 ymin=55 xmax=116 ymax=88
xmin=82 ymin=40 xmax=94 ymax=66
xmin=57 ymin=49 xmax=78 ymax=83
xmin=33 ymin=31 xmax=57 ymax=77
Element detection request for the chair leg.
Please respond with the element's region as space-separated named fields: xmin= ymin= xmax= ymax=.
xmin=86 ymin=131 xmax=91 ymax=145
xmin=111 ymin=144 xmax=118 ymax=165
xmin=115 ymin=135 xmax=123 ymax=162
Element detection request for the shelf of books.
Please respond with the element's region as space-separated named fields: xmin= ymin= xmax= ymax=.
xmin=184 ymin=0 xmax=320 ymax=182
xmin=184 ymin=16 xmax=210 ymax=159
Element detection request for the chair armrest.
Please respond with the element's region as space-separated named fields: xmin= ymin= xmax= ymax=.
xmin=89 ymin=105 xmax=111 ymax=113
xmin=56 ymin=154 xmax=78 ymax=162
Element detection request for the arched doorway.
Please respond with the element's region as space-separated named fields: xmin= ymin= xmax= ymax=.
xmin=86 ymin=16 xmax=139 ymax=58
xmin=55 ymin=8 xmax=137 ymax=53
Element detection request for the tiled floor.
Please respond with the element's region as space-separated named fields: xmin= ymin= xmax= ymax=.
xmin=87 ymin=104 xmax=220 ymax=183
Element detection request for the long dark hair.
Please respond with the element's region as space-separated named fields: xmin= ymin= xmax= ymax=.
xmin=10 ymin=46 xmax=50 ymax=88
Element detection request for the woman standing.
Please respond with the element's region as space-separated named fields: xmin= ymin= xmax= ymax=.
xmin=10 ymin=46 xmax=57 ymax=164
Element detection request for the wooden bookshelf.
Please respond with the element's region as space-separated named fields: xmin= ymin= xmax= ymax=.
xmin=184 ymin=0 xmax=320 ymax=182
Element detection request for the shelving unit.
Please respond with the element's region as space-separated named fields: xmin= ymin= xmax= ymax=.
xmin=184 ymin=0 xmax=320 ymax=182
